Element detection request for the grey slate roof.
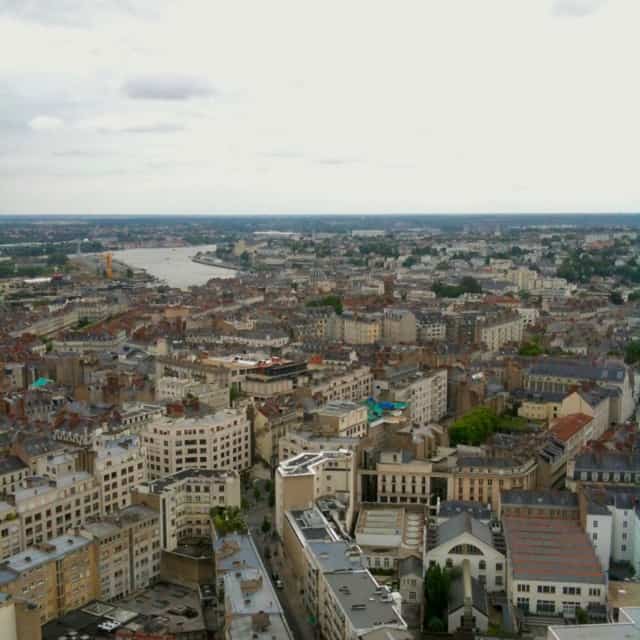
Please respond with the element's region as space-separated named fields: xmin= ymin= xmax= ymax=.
xmin=501 ymin=490 xmax=578 ymax=509
xmin=436 ymin=512 xmax=493 ymax=548
xmin=448 ymin=574 xmax=488 ymax=617
xmin=527 ymin=359 xmax=626 ymax=383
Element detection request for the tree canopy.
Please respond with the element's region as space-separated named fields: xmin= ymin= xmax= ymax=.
xmin=424 ymin=564 xmax=452 ymax=631
xmin=449 ymin=406 xmax=499 ymax=446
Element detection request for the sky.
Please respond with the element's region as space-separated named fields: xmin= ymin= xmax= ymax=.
xmin=1 ymin=0 xmax=639 ymax=215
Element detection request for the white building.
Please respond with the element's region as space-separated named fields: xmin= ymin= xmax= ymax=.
xmin=424 ymin=513 xmax=506 ymax=592
xmin=142 ymin=409 xmax=251 ymax=479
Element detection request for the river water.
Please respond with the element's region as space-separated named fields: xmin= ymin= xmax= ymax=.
xmin=112 ymin=245 xmax=236 ymax=288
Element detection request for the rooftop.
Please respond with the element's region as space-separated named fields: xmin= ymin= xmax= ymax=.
xmin=324 ymin=571 xmax=406 ymax=632
xmin=550 ymin=413 xmax=592 ymax=443
xmin=502 ymin=517 xmax=605 ymax=584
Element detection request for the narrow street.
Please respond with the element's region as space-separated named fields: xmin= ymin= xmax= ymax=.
xmin=245 ymin=477 xmax=317 ymax=639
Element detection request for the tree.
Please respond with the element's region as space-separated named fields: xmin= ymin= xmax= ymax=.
xmin=625 ymin=340 xmax=640 ymax=365
xmin=575 ymin=608 xmax=588 ymax=624
xmin=402 ymin=255 xmax=419 ymax=268
xmin=424 ymin=564 xmax=451 ymax=629
xmin=210 ymin=506 xmax=248 ymax=536
xmin=229 ymin=383 xmax=241 ymax=404
xmin=253 ymin=486 xmax=262 ymax=502
xmin=610 ymin=291 xmax=624 ymax=305
xmin=519 ymin=338 xmax=544 ymax=357
xmin=427 ymin=617 xmax=445 ymax=632
xmin=449 ymin=406 xmax=499 ymax=446
xmin=306 ymin=295 xmax=343 ymax=315
xmin=261 ymin=517 xmax=271 ymax=534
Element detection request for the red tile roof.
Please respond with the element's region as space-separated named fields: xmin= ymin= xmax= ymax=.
xmin=549 ymin=413 xmax=592 ymax=443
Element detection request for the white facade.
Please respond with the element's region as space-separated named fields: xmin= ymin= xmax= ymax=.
xmin=142 ymin=409 xmax=251 ymax=479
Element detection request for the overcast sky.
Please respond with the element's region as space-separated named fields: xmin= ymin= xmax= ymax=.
xmin=1 ymin=0 xmax=639 ymax=215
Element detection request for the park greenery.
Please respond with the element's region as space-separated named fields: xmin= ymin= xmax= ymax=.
xmin=518 ymin=336 xmax=545 ymax=356
xmin=306 ymin=295 xmax=343 ymax=315
xmin=431 ymin=276 xmax=482 ymax=298
xmin=449 ymin=407 xmax=529 ymax=446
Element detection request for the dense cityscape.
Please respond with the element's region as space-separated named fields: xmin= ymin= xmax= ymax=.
xmin=0 ymin=214 xmax=638 ymax=639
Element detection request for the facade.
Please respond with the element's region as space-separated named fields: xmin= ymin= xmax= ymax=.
xmin=275 ymin=451 xmax=355 ymax=537
xmin=453 ymin=456 xmax=538 ymax=509
xmin=81 ymin=504 xmax=160 ymax=600
xmin=523 ymin=360 xmax=635 ymax=423
xmin=0 ymin=504 xmax=21 ymax=561
xmin=476 ymin=313 xmax=523 ymax=353
xmin=378 ymin=369 xmax=448 ymax=426
xmin=155 ymin=376 xmax=229 ymax=409
xmin=383 ymin=309 xmax=417 ymax=344
xmin=503 ymin=517 xmax=606 ymax=617
xmin=90 ymin=435 xmax=147 ymax=515
xmin=425 ymin=513 xmax=506 ymax=592
xmin=309 ymin=366 xmax=374 ymax=404
xmin=0 ymin=535 xmax=99 ymax=625
xmin=142 ymin=409 xmax=251 ymax=479
xmin=131 ymin=468 xmax=241 ymax=551
xmin=10 ymin=472 xmax=101 ymax=549
xmin=0 ymin=458 xmax=29 ymax=498
xmin=313 ymin=401 xmax=369 ymax=438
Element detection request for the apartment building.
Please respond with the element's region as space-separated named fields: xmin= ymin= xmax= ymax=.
xmin=309 ymin=366 xmax=373 ymax=404
xmin=214 ymin=533 xmax=294 ymax=639
xmin=559 ymin=388 xmax=612 ymax=441
xmin=523 ymin=360 xmax=635 ymax=423
xmin=580 ymin=486 xmax=640 ymax=574
xmin=375 ymin=367 xmax=447 ymax=426
xmin=516 ymin=392 xmax=564 ymax=423
xmin=0 ymin=503 xmax=21 ymax=561
xmin=453 ymin=455 xmax=538 ymax=509
xmin=503 ymin=517 xmax=606 ymax=618
xmin=275 ymin=451 xmax=355 ymax=537
xmin=142 ymin=409 xmax=251 ymax=479
xmin=281 ymin=507 xmax=408 ymax=640
xmin=0 ymin=535 xmax=99 ymax=625
xmin=425 ymin=513 xmax=506 ymax=592
xmin=279 ymin=431 xmax=361 ymax=465
xmin=81 ymin=504 xmax=160 ymax=600
xmin=9 ymin=470 xmax=101 ymax=549
xmin=155 ymin=377 xmax=229 ymax=410
xmin=132 ymin=468 xmax=241 ymax=551
xmin=88 ymin=435 xmax=147 ymax=515
xmin=416 ymin=313 xmax=447 ymax=342
xmin=117 ymin=402 xmax=165 ymax=433
xmin=329 ymin=313 xmax=382 ymax=345
xmin=476 ymin=313 xmax=523 ymax=353
xmin=383 ymin=308 xmax=417 ymax=344
xmin=566 ymin=451 xmax=640 ymax=492
xmin=313 ymin=401 xmax=368 ymax=438
xmin=371 ymin=451 xmax=438 ymax=506
xmin=0 ymin=457 xmax=29 ymax=497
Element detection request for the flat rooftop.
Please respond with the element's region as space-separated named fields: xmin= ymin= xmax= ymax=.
xmin=142 ymin=467 xmax=238 ymax=493
xmin=324 ymin=571 xmax=405 ymax=632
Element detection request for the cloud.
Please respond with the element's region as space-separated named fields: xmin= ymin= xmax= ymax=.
xmin=123 ymin=74 xmax=215 ymax=100
xmin=0 ymin=0 xmax=159 ymax=28
xmin=28 ymin=115 xmax=64 ymax=131
xmin=75 ymin=114 xmax=184 ymax=134
xmin=552 ymin=0 xmax=605 ymax=18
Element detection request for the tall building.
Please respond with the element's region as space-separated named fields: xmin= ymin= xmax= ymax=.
xmin=142 ymin=409 xmax=251 ymax=479
xmin=0 ymin=535 xmax=99 ymax=625
xmin=80 ymin=504 xmax=161 ymax=600
xmin=131 ymin=468 xmax=241 ymax=551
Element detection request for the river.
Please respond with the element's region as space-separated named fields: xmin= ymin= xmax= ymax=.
xmin=112 ymin=245 xmax=236 ymax=288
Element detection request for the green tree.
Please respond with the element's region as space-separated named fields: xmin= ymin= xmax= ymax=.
xmin=424 ymin=564 xmax=452 ymax=628
xmin=449 ymin=406 xmax=499 ymax=446
xmin=253 ymin=486 xmax=261 ymax=502
xmin=610 ymin=291 xmax=624 ymax=305
xmin=210 ymin=506 xmax=248 ymax=536
xmin=261 ymin=517 xmax=271 ymax=534
xmin=625 ymin=340 xmax=640 ymax=365
xmin=575 ymin=608 xmax=588 ymax=624
xmin=306 ymin=295 xmax=343 ymax=315
xmin=229 ymin=383 xmax=241 ymax=404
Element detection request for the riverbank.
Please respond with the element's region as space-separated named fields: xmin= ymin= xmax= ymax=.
xmin=192 ymin=253 xmax=244 ymax=272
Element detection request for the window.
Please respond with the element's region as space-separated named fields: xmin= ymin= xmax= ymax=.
xmin=479 ymin=560 xmax=486 ymax=570
xmin=592 ymin=520 xmax=598 ymax=528
xmin=496 ymin=563 xmax=503 ymax=571
xmin=537 ymin=600 xmax=555 ymax=614
xmin=516 ymin=597 xmax=529 ymax=612
xmin=537 ymin=585 xmax=555 ymax=594
xmin=592 ymin=533 xmax=598 ymax=541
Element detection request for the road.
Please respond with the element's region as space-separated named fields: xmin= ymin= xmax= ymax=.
xmin=245 ymin=480 xmax=318 ymax=639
